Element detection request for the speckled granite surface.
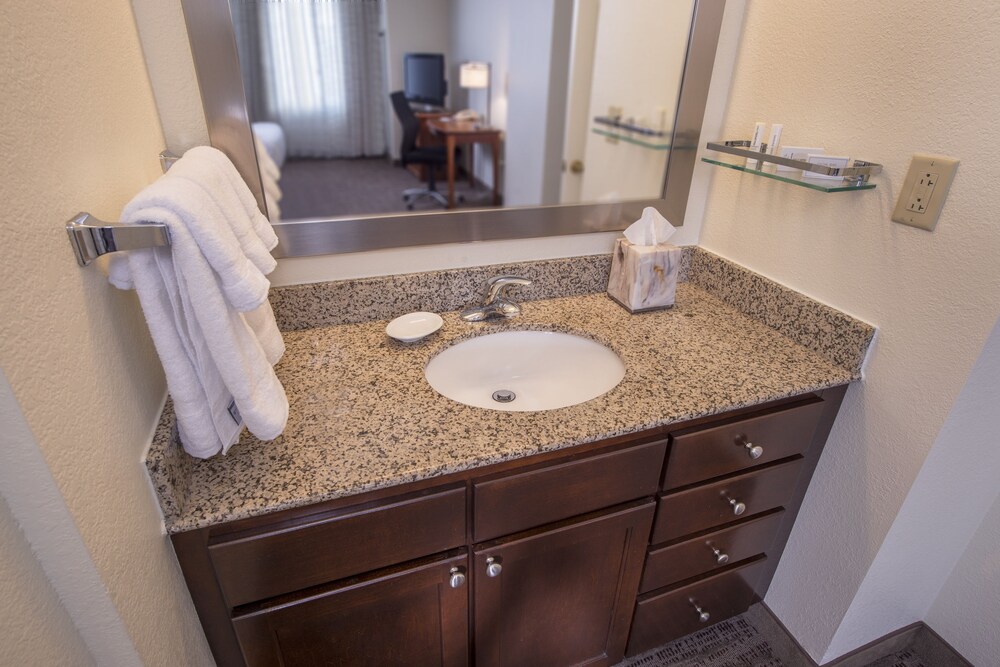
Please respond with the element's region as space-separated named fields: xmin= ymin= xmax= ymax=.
xmin=688 ymin=249 xmax=874 ymax=375
xmin=148 ymin=254 xmax=873 ymax=533
xmin=268 ymin=253 xmax=667 ymax=330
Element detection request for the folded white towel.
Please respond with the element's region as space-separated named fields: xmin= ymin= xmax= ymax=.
xmin=167 ymin=147 xmax=278 ymax=276
xmin=124 ymin=177 xmax=270 ymax=313
xmin=253 ymin=136 xmax=283 ymax=223
xmin=254 ymin=136 xmax=282 ymax=186
xmin=252 ymin=121 xmax=287 ymax=168
xmin=111 ymin=155 xmax=288 ymax=458
xmin=263 ymin=191 xmax=282 ymax=223
xmin=192 ymin=146 xmax=280 ymax=250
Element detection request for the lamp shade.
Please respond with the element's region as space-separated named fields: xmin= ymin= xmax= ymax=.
xmin=459 ymin=62 xmax=490 ymax=89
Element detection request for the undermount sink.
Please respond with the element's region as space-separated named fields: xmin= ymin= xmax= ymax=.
xmin=424 ymin=331 xmax=626 ymax=411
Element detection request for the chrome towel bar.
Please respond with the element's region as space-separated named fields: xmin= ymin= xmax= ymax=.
xmin=66 ymin=212 xmax=169 ymax=267
xmin=67 ymin=150 xmax=178 ymax=267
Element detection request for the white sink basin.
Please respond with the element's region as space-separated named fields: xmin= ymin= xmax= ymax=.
xmin=424 ymin=331 xmax=625 ymax=411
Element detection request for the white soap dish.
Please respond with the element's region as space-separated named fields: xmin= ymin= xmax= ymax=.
xmin=386 ymin=312 xmax=443 ymax=342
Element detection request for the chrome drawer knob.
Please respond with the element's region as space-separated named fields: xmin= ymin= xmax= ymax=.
xmin=745 ymin=441 xmax=764 ymax=459
xmin=710 ymin=546 xmax=729 ymax=564
xmin=724 ymin=494 xmax=746 ymax=515
xmin=486 ymin=556 xmax=502 ymax=578
xmin=448 ymin=567 xmax=466 ymax=588
xmin=689 ymin=598 xmax=711 ymax=623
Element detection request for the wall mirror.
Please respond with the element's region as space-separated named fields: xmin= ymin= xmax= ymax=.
xmin=180 ymin=0 xmax=725 ymax=257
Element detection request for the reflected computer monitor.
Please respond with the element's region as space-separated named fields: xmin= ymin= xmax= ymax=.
xmin=404 ymin=53 xmax=447 ymax=110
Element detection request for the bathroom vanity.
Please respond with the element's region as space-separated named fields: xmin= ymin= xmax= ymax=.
xmin=151 ymin=249 xmax=874 ymax=666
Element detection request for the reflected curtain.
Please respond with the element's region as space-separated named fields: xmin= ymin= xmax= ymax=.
xmin=232 ymin=0 xmax=387 ymax=159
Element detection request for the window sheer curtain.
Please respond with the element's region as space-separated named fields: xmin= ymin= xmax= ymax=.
xmin=232 ymin=0 xmax=387 ymax=159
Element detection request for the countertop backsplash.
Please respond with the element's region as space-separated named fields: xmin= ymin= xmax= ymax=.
xmin=269 ymin=251 xmax=689 ymax=331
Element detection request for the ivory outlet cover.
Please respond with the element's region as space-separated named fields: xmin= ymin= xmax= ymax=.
xmin=892 ymin=153 xmax=959 ymax=231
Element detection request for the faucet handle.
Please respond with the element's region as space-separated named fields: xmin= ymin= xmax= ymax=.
xmin=484 ymin=276 xmax=532 ymax=303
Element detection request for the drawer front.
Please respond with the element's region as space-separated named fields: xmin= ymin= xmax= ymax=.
xmin=663 ymin=397 xmax=824 ymax=490
xmin=652 ymin=458 xmax=803 ymax=543
xmin=210 ymin=486 xmax=466 ymax=608
xmin=473 ymin=440 xmax=667 ymax=542
xmin=233 ymin=553 xmax=469 ymax=667
xmin=627 ymin=556 xmax=767 ymax=657
xmin=640 ymin=509 xmax=785 ymax=593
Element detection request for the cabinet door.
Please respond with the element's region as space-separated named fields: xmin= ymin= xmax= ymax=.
xmin=233 ymin=554 xmax=469 ymax=667
xmin=474 ymin=501 xmax=655 ymax=667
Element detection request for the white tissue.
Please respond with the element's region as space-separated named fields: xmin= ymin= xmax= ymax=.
xmin=623 ymin=207 xmax=676 ymax=246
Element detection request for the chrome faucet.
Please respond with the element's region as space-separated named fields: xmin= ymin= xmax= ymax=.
xmin=460 ymin=276 xmax=533 ymax=321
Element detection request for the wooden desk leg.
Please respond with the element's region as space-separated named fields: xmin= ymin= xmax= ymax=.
xmin=491 ymin=137 xmax=500 ymax=205
xmin=446 ymin=136 xmax=457 ymax=209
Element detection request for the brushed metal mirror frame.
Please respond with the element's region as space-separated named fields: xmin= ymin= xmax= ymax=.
xmin=179 ymin=0 xmax=725 ymax=258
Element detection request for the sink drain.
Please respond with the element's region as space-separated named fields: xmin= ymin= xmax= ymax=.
xmin=492 ymin=389 xmax=516 ymax=403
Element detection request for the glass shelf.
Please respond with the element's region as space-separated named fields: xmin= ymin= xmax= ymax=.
xmin=701 ymin=157 xmax=877 ymax=192
xmin=592 ymin=128 xmax=671 ymax=150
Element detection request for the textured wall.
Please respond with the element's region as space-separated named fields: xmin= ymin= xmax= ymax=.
xmin=0 ymin=496 xmax=93 ymax=667
xmin=926 ymin=485 xmax=1000 ymax=667
xmin=825 ymin=315 xmax=1000 ymax=660
xmin=0 ymin=0 xmax=213 ymax=664
xmin=130 ymin=0 xmax=210 ymax=152
xmin=698 ymin=0 xmax=1000 ymax=661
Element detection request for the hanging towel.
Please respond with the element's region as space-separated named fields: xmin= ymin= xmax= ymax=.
xmin=253 ymin=136 xmax=284 ymax=223
xmin=166 ymin=146 xmax=278 ymax=275
xmin=191 ymin=146 xmax=280 ymax=248
xmin=110 ymin=152 xmax=288 ymax=458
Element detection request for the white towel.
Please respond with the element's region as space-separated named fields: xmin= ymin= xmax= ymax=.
xmin=110 ymin=155 xmax=288 ymax=458
xmin=253 ymin=136 xmax=283 ymax=223
xmin=166 ymin=146 xmax=278 ymax=276
xmin=263 ymin=191 xmax=282 ymax=224
xmin=193 ymin=146 xmax=280 ymax=248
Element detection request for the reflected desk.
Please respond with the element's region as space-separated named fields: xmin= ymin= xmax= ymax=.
xmin=426 ymin=118 xmax=503 ymax=209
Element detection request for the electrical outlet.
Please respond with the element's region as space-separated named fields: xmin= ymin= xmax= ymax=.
xmin=892 ymin=153 xmax=959 ymax=231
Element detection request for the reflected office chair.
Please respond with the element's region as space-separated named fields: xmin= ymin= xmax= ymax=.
xmin=390 ymin=91 xmax=450 ymax=210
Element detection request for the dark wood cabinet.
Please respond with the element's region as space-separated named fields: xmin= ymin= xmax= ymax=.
xmin=232 ymin=553 xmax=469 ymax=667
xmin=640 ymin=509 xmax=785 ymax=594
xmin=173 ymin=386 xmax=847 ymax=666
xmin=210 ymin=486 xmax=466 ymax=607
xmin=473 ymin=502 xmax=654 ymax=667
xmin=472 ymin=440 xmax=666 ymax=542
xmin=628 ymin=557 xmax=768 ymax=656
xmin=651 ymin=457 xmax=805 ymax=543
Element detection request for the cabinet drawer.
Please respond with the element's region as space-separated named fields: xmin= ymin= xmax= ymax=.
xmin=663 ymin=397 xmax=824 ymax=490
xmin=233 ymin=553 xmax=469 ymax=667
xmin=473 ymin=440 xmax=666 ymax=542
xmin=627 ymin=556 xmax=767 ymax=657
xmin=640 ymin=509 xmax=784 ymax=593
xmin=209 ymin=486 xmax=466 ymax=607
xmin=652 ymin=457 xmax=803 ymax=543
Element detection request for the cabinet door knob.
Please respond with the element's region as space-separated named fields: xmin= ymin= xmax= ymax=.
xmin=710 ymin=545 xmax=729 ymax=564
xmin=448 ymin=567 xmax=466 ymax=588
xmin=744 ymin=441 xmax=764 ymax=459
xmin=485 ymin=556 xmax=502 ymax=578
xmin=689 ymin=598 xmax=711 ymax=623
xmin=724 ymin=494 xmax=746 ymax=515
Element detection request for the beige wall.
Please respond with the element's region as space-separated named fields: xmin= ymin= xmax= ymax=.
xmin=0 ymin=0 xmax=213 ymax=664
xmin=698 ymin=0 xmax=1000 ymax=661
xmin=927 ymin=481 xmax=1000 ymax=666
xmin=0 ymin=495 xmax=93 ymax=667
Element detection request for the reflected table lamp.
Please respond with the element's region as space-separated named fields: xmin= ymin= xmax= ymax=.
xmin=459 ymin=61 xmax=491 ymax=126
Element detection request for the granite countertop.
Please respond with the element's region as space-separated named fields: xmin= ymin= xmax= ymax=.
xmin=147 ymin=249 xmax=874 ymax=534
